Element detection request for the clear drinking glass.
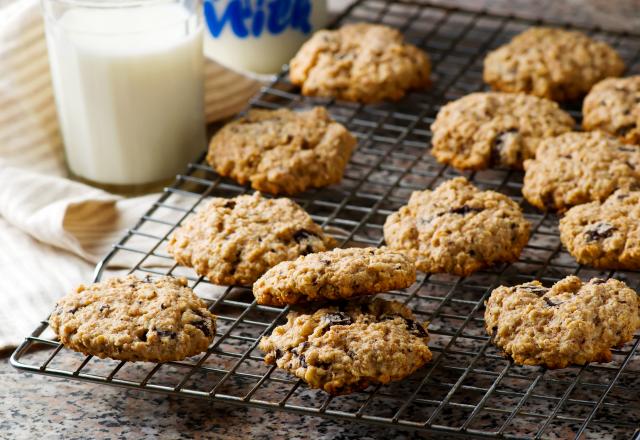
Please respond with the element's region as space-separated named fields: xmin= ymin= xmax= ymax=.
xmin=42 ymin=0 xmax=206 ymax=194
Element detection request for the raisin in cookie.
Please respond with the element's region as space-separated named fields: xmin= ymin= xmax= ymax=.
xmin=522 ymin=131 xmax=640 ymax=212
xmin=289 ymin=23 xmax=430 ymax=103
xmin=253 ymin=247 xmax=415 ymax=306
xmin=430 ymin=92 xmax=574 ymax=170
xmin=259 ymin=297 xmax=432 ymax=395
xmin=383 ymin=177 xmax=530 ymax=276
xmin=485 ymin=277 xmax=639 ymax=368
xmin=484 ymin=27 xmax=625 ymax=101
xmin=207 ymin=107 xmax=356 ymax=195
xmin=49 ymin=275 xmax=216 ymax=362
xmin=559 ymin=189 xmax=640 ymax=270
xmin=583 ymin=76 xmax=640 ymax=145
xmin=167 ymin=192 xmax=336 ymax=286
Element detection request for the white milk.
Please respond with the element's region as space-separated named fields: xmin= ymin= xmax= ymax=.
xmin=45 ymin=3 xmax=206 ymax=186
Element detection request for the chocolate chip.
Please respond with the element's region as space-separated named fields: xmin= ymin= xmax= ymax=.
xmin=404 ymin=318 xmax=428 ymax=337
xmin=616 ymin=124 xmax=636 ymax=137
xmin=321 ymin=312 xmax=353 ymax=328
xmin=584 ymin=223 xmax=616 ymax=242
xmin=521 ymin=285 xmax=548 ymax=297
xmin=99 ymin=304 xmax=109 ymax=313
xmin=448 ymin=205 xmax=483 ymax=216
xmin=543 ymin=297 xmax=561 ymax=307
xmin=274 ymin=348 xmax=284 ymax=359
xmin=156 ymin=330 xmax=177 ymax=339
xmin=300 ymin=138 xmax=311 ymax=149
xmin=191 ymin=319 xmax=212 ymax=337
xmin=617 ymin=193 xmax=629 ymax=200
xmin=298 ymin=354 xmax=308 ymax=368
xmin=160 ymin=303 xmax=168 ymax=310
xmin=224 ymin=201 xmax=236 ymax=209
xmin=292 ymin=229 xmax=319 ymax=243
xmin=67 ymin=307 xmax=78 ymax=314
xmin=138 ymin=330 xmax=148 ymax=342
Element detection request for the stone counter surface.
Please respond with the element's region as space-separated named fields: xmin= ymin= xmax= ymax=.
xmin=1 ymin=358 xmax=437 ymax=439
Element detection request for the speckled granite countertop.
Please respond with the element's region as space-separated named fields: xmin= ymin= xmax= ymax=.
xmin=0 ymin=358 xmax=436 ymax=439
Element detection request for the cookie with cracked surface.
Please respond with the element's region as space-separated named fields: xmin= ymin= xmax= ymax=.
xmin=253 ymin=247 xmax=416 ymax=306
xmin=383 ymin=177 xmax=530 ymax=276
xmin=583 ymin=76 xmax=640 ymax=145
xmin=289 ymin=23 xmax=430 ymax=103
xmin=522 ymin=131 xmax=640 ymax=212
xmin=206 ymin=107 xmax=356 ymax=195
xmin=483 ymin=27 xmax=624 ymax=101
xmin=259 ymin=297 xmax=432 ymax=395
xmin=167 ymin=192 xmax=336 ymax=286
xmin=49 ymin=275 xmax=216 ymax=362
xmin=484 ymin=276 xmax=640 ymax=368
xmin=430 ymin=92 xmax=575 ymax=170
xmin=559 ymin=189 xmax=640 ymax=270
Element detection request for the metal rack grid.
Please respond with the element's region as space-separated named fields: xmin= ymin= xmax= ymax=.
xmin=10 ymin=1 xmax=640 ymax=438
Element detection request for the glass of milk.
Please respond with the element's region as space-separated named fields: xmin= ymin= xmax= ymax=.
xmin=42 ymin=0 xmax=206 ymax=193
xmin=203 ymin=0 xmax=328 ymax=75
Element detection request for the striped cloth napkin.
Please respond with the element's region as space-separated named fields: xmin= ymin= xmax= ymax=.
xmin=0 ymin=0 xmax=261 ymax=350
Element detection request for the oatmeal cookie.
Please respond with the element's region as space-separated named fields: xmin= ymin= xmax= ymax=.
xmin=383 ymin=177 xmax=530 ymax=276
xmin=583 ymin=76 xmax=640 ymax=145
xmin=259 ymin=297 xmax=432 ymax=395
xmin=49 ymin=275 xmax=216 ymax=362
xmin=430 ymin=92 xmax=574 ymax=170
xmin=289 ymin=23 xmax=430 ymax=103
xmin=207 ymin=107 xmax=356 ymax=195
xmin=252 ymin=247 xmax=416 ymax=306
xmin=522 ymin=131 xmax=640 ymax=212
xmin=485 ymin=276 xmax=640 ymax=368
xmin=167 ymin=192 xmax=336 ymax=286
xmin=483 ymin=27 xmax=624 ymax=101
xmin=559 ymin=189 xmax=640 ymax=270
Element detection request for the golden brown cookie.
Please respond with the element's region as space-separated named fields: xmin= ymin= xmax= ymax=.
xmin=559 ymin=189 xmax=640 ymax=270
xmin=49 ymin=275 xmax=216 ymax=362
xmin=522 ymin=131 xmax=640 ymax=212
xmin=484 ymin=27 xmax=624 ymax=101
xmin=430 ymin=92 xmax=574 ymax=170
xmin=289 ymin=23 xmax=430 ymax=103
xmin=259 ymin=297 xmax=432 ymax=395
xmin=167 ymin=192 xmax=336 ymax=286
xmin=583 ymin=76 xmax=640 ymax=145
xmin=252 ymin=247 xmax=416 ymax=306
xmin=485 ymin=277 xmax=639 ymax=368
xmin=207 ymin=107 xmax=356 ymax=195
xmin=383 ymin=177 xmax=530 ymax=276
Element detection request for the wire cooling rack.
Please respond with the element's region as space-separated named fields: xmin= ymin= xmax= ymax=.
xmin=11 ymin=1 xmax=640 ymax=438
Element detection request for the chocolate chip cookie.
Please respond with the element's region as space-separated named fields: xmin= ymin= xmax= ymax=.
xmin=484 ymin=27 xmax=625 ymax=101
xmin=253 ymin=247 xmax=416 ymax=306
xmin=430 ymin=92 xmax=574 ymax=170
xmin=522 ymin=131 xmax=640 ymax=212
xmin=207 ymin=107 xmax=356 ymax=195
xmin=167 ymin=192 xmax=336 ymax=286
xmin=383 ymin=177 xmax=530 ymax=276
xmin=49 ymin=275 xmax=216 ymax=362
xmin=583 ymin=76 xmax=640 ymax=145
xmin=259 ymin=297 xmax=432 ymax=395
xmin=559 ymin=189 xmax=640 ymax=270
xmin=485 ymin=276 xmax=639 ymax=368
xmin=289 ymin=23 xmax=431 ymax=103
